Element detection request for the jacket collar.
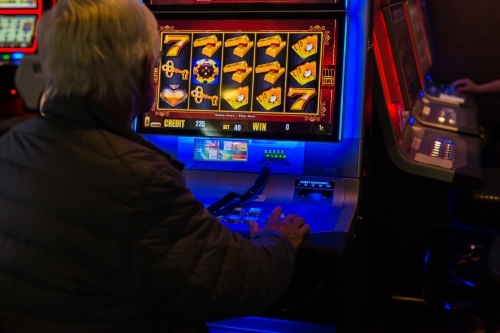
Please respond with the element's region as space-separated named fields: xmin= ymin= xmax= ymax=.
xmin=41 ymin=96 xmax=185 ymax=171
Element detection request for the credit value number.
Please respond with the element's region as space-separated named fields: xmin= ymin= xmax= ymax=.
xmin=196 ymin=120 xmax=206 ymax=128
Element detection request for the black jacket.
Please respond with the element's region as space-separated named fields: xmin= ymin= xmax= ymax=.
xmin=0 ymin=97 xmax=295 ymax=332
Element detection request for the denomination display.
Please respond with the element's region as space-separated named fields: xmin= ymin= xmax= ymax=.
xmin=138 ymin=18 xmax=343 ymax=141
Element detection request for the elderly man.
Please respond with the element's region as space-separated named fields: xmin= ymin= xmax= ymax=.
xmin=0 ymin=0 xmax=309 ymax=332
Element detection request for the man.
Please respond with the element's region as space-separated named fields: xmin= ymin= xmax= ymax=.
xmin=0 ymin=0 xmax=310 ymax=332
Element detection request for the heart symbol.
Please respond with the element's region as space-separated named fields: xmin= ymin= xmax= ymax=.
xmin=161 ymin=88 xmax=187 ymax=107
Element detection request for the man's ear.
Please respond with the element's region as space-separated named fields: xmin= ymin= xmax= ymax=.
xmin=139 ymin=54 xmax=155 ymax=94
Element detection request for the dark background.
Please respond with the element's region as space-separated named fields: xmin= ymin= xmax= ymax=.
xmin=427 ymin=0 xmax=500 ymax=85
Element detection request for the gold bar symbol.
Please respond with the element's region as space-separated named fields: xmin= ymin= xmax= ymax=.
xmin=257 ymin=35 xmax=282 ymax=47
xmin=223 ymin=61 xmax=253 ymax=83
xmin=194 ymin=35 xmax=222 ymax=57
xmin=225 ymin=35 xmax=251 ymax=47
xmin=256 ymin=61 xmax=284 ymax=84
xmin=225 ymin=35 xmax=254 ymax=57
xmin=257 ymin=35 xmax=286 ymax=58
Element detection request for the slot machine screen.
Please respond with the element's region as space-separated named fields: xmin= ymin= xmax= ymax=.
xmin=417 ymin=0 xmax=435 ymax=59
xmin=406 ymin=0 xmax=431 ymax=80
xmin=385 ymin=4 xmax=421 ymax=110
xmin=136 ymin=14 xmax=345 ymax=143
xmin=0 ymin=14 xmax=37 ymax=51
xmin=0 ymin=0 xmax=37 ymax=9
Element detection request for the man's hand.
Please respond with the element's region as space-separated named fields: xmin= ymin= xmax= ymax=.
xmin=249 ymin=205 xmax=310 ymax=250
xmin=450 ymin=78 xmax=479 ymax=93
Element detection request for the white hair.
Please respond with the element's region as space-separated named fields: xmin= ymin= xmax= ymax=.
xmin=37 ymin=0 xmax=159 ymax=105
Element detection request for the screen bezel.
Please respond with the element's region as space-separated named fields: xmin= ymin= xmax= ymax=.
xmin=137 ymin=10 xmax=346 ymax=143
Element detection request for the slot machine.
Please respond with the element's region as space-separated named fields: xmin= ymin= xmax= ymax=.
xmin=373 ymin=0 xmax=483 ymax=188
xmin=387 ymin=0 xmax=479 ymax=137
xmin=0 ymin=0 xmax=55 ymax=117
xmin=137 ymin=0 xmax=372 ymax=331
xmin=0 ymin=0 xmax=56 ymax=64
xmin=0 ymin=0 xmax=39 ymax=111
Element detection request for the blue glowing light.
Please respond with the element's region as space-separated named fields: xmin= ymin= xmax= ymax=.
xmin=343 ymin=0 xmax=369 ymax=140
xmin=11 ymin=52 xmax=24 ymax=60
xmin=409 ymin=117 xmax=415 ymax=125
xmin=423 ymin=246 xmax=430 ymax=271
xmin=132 ymin=117 xmax=137 ymax=132
xmin=420 ymin=91 xmax=424 ymax=98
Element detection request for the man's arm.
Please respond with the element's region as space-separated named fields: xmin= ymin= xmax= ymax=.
xmin=132 ymin=165 xmax=305 ymax=323
xmin=451 ymin=78 xmax=500 ymax=94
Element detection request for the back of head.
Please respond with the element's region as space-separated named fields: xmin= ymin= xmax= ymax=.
xmin=37 ymin=0 xmax=159 ymax=106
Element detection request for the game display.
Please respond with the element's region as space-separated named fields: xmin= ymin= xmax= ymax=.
xmin=405 ymin=0 xmax=431 ymax=83
xmin=0 ymin=14 xmax=36 ymax=49
xmin=0 ymin=0 xmax=37 ymax=9
xmin=138 ymin=18 xmax=343 ymax=142
xmin=384 ymin=4 xmax=420 ymax=111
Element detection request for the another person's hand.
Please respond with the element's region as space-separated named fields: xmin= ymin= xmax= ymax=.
xmin=250 ymin=205 xmax=310 ymax=250
xmin=450 ymin=78 xmax=480 ymax=93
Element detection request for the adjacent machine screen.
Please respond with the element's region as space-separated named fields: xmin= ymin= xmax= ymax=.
xmin=0 ymin=0 xmax=37 ymax=9
xmin=0 ymin=14 xmax=36 ymax=49
xmin=136 ymin=16 xmax=344 ymax=142
xmin=385 ymin=4 xmax=421 ymax=110
xmin=406 ymin=0 xmax=431 ymax=80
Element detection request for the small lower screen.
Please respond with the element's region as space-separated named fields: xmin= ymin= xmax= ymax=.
xmin=194 ymin=139 xmax=249 ymax=162
xmin=137 ymin=16 xmax=344 ymax=142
